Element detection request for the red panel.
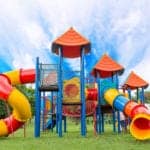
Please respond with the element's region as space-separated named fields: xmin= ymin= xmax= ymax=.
xmin=87 ymin=88 xmax=98 ymax=101
xmin=20 ymin=69 xmax=35 ymax=84
xmin=4 ymin=115 xmax=24 ymax=134
xmin=131 ymin=105 xmax=150 ymax=118
xmin=134 ymin=118 xmax=150 ymax=129
xmin=63 ymin=101 xmax=97 ymax=117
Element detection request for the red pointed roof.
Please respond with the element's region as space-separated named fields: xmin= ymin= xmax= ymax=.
xmin=91 ymin=54 xmax=124 ymax=78
xmin=123 ymin=71 xmax=149 ymax=89
xmin=51 ymin=27 xmax=90 ymax=58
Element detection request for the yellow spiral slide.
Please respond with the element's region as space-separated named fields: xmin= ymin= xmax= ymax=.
xmin=0 ymin=69 xmax=35 ymax=136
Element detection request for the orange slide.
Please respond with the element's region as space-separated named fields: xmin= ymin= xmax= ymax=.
xmin=0 ymin=69 xmax=35 ymax=136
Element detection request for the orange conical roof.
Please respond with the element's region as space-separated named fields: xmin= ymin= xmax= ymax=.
xmin=91 ymin=54 xmax=124 ymax=78
xmin=123 ymin=71 xmax=149 ymax=89
xmin=51 ymin=27 xmax=90 ymax=58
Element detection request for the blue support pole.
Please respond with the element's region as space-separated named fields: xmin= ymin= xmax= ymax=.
xmin=97 ymin=74 xmax=102 ymax=134
xmin=115 ymin=73 xmax=121 ymax=133
xmin=42 ymin=92 xmax=46 ymax=131
xmin=64 ymin=116 xmax=67 ymax=132
xmin=95 ymin=107 xmax=99 ymax=132
xmin=128 ymin=88 xmax=131 ymax=100
xmin=102 ymin=113 xmax=104 ymax=132
xmin=35 ymin=57 xmax=41 ymax=137
xmin=58 ymin=47 xmax=63 ymax=137
xmin=117 ymin=111 xmax=121 ymax=133
xmin=56 ymin=92 xmax=59 ymax=133
xmin=112 ymin=109 xmax=116 ymax=132
xmin=115 ymin=73 xmax=119 ymax=90
xmin=51 ymin=92 xmax=54 ymax=132
xmin=141 ymin=87 xmax=145 ymax=104
xmin=137 ymin=88 xmax=139 ymax=102
xmin=80 ymin=48 xmax=86 ymax=136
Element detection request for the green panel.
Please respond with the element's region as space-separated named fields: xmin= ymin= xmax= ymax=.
xmin=100 ymin=79 xmax=116 ymax=105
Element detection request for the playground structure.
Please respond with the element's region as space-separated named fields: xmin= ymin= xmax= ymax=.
xmin=0 ymin=27 xmax=150 ymax=140
xmin=35 ymin=27 xmax=98 ymax=137
xmin=34 ymin=28 xmax=150 ymax=140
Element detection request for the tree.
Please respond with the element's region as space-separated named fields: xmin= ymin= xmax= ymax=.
xmin=144 ymin=91 xmax=150 ymax=103
xmin=0 ymin=100 xmax=8 ymax=119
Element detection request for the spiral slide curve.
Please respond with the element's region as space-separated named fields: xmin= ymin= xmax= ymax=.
xmin=104 ymin=88 xmax=150 ymax=140
xmin=0 ymin=69 xmax=35 ymax=136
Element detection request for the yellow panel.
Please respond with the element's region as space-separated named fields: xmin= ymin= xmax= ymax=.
xmin=4 ymin=70 xmax=21 ymax=85
xmin=0 ymin=120 xmax=8 ymax=136
xmin=104 ymin=88 xmax=119 ymax=106
xmin=63 ymin=77 xmax=80 ymax=103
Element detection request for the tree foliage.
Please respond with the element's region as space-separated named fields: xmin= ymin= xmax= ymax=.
xmin=144 ymin=91 xmax=150 ymax=103
xmin=0 ymin=100 xmax=8 ymax=119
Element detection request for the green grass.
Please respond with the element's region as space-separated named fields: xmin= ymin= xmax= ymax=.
xmin=0 ymin=120 xmax=150 ymax=150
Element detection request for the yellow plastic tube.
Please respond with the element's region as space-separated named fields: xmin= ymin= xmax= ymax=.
xmin=4 ymin=70 xmax=21 ymax=85
xmin=8 ymin=88 xmax=31 ymax=122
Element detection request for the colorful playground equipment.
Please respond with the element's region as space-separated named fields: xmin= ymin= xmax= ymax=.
xmin=0 ymin=69 xmax=35 ymax=136
xmin=34 ymin=27 xmax=150 ymax=140
xmin=34 ymin=27 xmax=96 ymax=137
xmin=0 ymin=27 xmax=150 ymax=140
xmin=91 ymin=54 xmax=150 ymax=140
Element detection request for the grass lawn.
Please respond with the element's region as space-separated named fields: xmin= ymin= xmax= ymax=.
xmin=0 ymin=119 xmax=150 ymax=150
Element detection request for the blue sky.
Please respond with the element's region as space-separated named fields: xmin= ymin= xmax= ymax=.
xmin=0 ymin=0 xmax=150 ymax=88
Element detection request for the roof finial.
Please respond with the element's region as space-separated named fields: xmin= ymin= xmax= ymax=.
xmin=70 ymin=26 xmax=73 ymax=30
xmin=103 ymin=52 xmax=109 ymax=56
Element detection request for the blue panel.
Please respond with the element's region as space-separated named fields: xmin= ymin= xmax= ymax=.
xmin=113 ymin=96 xmax=128 ymax=112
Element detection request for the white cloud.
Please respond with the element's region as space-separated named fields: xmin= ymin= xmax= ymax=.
xmin=132 ymin=47 xmax=150 ymax=85
xmin=0 ymin=0 xmax=150 ymax=88
xmin=21 ymin=22 xmax=49 ymax=49
xmin=112 ymin=10 xmax=142 ymax=35
xmin=12 ymin=52 xmax=34 ymax=69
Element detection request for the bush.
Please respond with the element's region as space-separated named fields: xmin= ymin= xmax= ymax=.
xmin=0 ymin=100 xmax=8 ymax=119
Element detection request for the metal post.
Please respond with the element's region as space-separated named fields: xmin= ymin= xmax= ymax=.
xmin=117 ymin=111 xmax=121 ymax=133
xmin=116 ymin=73 xmax=119 ymax=90
xmin=128 ymin=88 xmax=131 ymax=100
xmin=51 ymin=92 xmax=54 ymax=132
xmin=80 ymin=48 xmax=86 ymax=136
xmin=35 ymin=57 xmax=41 ymax=137
xmin=64 ymin=116 xmax=67 ymax=132
xmin=97 ymin=73 xmax=102 ymax=133
xmin=115 ymin=73 xmax=121 ymax=133
xmin=58 ymin=47 xmax=63 ymax=137
xmin=112 ymin=109 xmax=116 ymax=132
xmin=56 ymin=92 xmax=59 ymax=133
xmin=42 ymin=92 xmax=46 ymax=131
xmin=141 ymin=87 xmax=145 ymax=104
xmin=137 ymin=88 xmax=139 ymax=102
xmin=102 ymin=113 xmax=104 ymax=132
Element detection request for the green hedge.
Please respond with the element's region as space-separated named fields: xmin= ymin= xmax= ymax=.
xmin=0 ymin=100 xmax=8 ymax=119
